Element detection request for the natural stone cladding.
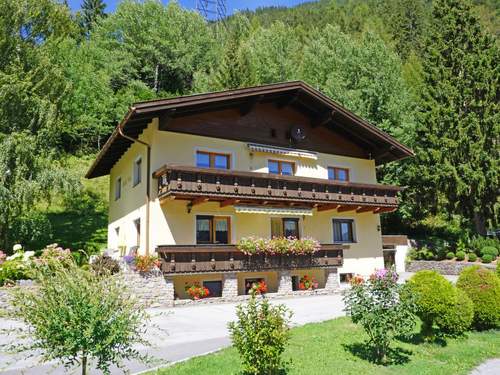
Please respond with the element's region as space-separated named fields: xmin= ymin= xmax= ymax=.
xmin=407 ymin=260 xmax=496 ymax=275
xmin=120 ymin=266 xmax=174 ymax=308
xmin=0 ymin=266 xmax=343 ymax=311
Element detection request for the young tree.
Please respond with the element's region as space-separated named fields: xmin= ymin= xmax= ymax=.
xmin=409 ymin=0 xmax=499 ymax=234
xmin=10 ymin=259 xmax=149 ymax=375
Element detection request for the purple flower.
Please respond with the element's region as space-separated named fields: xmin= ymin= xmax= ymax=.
xmin=123 ymin=255 xmax=136 ymax=265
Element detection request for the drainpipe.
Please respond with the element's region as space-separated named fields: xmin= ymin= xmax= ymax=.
xmin=117 ymin=107 xmax=152 ymax=256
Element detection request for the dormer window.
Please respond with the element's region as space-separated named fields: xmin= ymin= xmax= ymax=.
xmin=196 ymin=151 xmax=230 ymax=170
xmin=328 ymin=167 xmax=349 ymax=181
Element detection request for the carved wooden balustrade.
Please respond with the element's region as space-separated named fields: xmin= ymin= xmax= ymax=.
xmin=156 ymin=244 xmax=345 ymax=275
xmin=154 ymin=164 xmax=400 ymax=212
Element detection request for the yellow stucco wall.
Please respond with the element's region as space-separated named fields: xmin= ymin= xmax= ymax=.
xmin=107 ymin=120 xmax=385 ymax=276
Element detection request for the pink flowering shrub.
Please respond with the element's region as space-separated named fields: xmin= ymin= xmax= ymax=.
xmin=237 ymin=237 xmax=320 ymax=256
xmin=343 ymin=268 xmax=416 ymax=363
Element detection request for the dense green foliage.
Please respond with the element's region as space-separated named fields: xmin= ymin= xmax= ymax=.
xmin=10 ymin=258 xmax=148 ymax=374
xmin=456 ymin=251 xmax=466 ymax=261
xmin=343 ymin=269 xmax=416 ymax=363
xmin=406 ymin=271 xmax=473 ymax=339
xmin=228 ymin=293 xmax=292 ymax=374
xmin=0 ymin=0 xmax=498 ymax=249
xmin=456 ymin=266 xmax=500 ymax=329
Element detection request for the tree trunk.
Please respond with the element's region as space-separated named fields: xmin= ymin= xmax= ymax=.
xmin=473 ymin=212 xmax=487 ymax=236
xmin=81 ymin=356 xmax=87 ymax=375
xmin=154 ymin=64 xmax=159 ymax=93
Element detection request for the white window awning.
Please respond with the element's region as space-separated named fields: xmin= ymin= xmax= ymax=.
xmin=234 ymin=205 xmax=313 ymax=216
xmin=247 ymin=143 xmax=318 ymax=160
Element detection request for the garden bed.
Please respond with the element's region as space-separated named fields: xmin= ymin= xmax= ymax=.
xmin=407 ymin=260 xmax=496 ymax=275
xmin=152 ymin=317 xmax=500 ymax=375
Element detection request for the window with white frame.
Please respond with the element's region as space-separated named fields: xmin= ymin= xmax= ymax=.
xmin=133 ymin=157 xmax=142 ymax=186
xmin=115 ymin=177 xmax=122 ymax=200
xmin=332 ymin=219 xmax=355 ymax=243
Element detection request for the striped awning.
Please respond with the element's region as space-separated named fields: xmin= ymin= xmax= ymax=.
xmin=247 ymin=143 xmax=318 ymax=160
xmin=234 ymin=205 xmax=313 ymax=216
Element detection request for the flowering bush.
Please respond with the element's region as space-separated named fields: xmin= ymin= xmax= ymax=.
xmin=37 ymin=244 xmax=73 ymax=266
xmin=185 ymin=282 xmax=210 ymax=300
xmin=249 ymin=279 xmax=267 ymax=295
xmin=237 ymin=236 xmax=320 ymax=256
xmin=123 ymin=254 xmax=161 ymax=272
xmin=343 ymin=268 xmax=416 ymax=363
xmin=0 ymin=247 xmax=35 ymax=286
xmin=298 ymin=274 xmax=318 ymax=290
xmin=133 ymin=255 xmax=161 ymax=272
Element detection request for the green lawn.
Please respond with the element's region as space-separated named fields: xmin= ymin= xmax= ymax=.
xmin=152 ymin=317 xmax=500 ymax=375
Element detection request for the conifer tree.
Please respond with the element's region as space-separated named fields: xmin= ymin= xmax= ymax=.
xmin=410 ymin=0 xmax=499 ymax=234
xmin=80 ymin=0 xmax=106 ymax=35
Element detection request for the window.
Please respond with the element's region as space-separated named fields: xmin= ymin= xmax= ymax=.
xmin=333 ymin=219 xmax=355 ymax=243
xmin=114 ymin=177 xmax=121 ymax=200
xmin=203 ymin=280 xmax=222 ymax=297
xmin=133 ymin=157 xmax=142 ymax=186
xmin=196 ymin=151 xmax=230 ymax=169
xmin=133 ymin=218 xmax=141 ymax=247
xmin=328 ymin=167 xmax=349 ymax=181
xmin=268 ymin=160 xmax=295 ymax=176
xmin=271 ymin=217 xmax=300 ymax=238
xmin=196 ymin=216 xmax=231 ymax=244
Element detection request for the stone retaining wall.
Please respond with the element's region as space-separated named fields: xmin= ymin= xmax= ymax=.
xmin=407 ymin=260 xmax=496 ymax=275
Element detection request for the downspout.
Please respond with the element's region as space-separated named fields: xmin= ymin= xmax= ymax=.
xmin=117 ymin=107 xmax=152 ymax=256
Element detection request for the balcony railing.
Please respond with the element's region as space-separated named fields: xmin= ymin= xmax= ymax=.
xmin=154 ymin=164 xmax=399 ymax=211
xmin=156 ymin=244 xmax=345 ymax=275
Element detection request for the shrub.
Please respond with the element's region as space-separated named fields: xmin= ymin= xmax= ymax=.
xmin=497 ymin=262 xmax=500 ymax=277
xmin=0 ymin=259 xmax=31 ymax=286
xmin=481 ymin=246 xmax=499 ymax=258
xmin=456 ymin=251 xmax=466 ymax=261
xmin=229 ymin=294 xmax=291 ymax=374
xmin=90 ymin=255 xmax=121 ymax=276
xmin=10 ymin=259 xmax=149 ymax=374
xmin=446 ymin=252 xmax=455 ymax=260
xmin=468 ymin=253 xmax=478 ymax=262
xmin=482 ymin=254 xmax=493 ymax=263
xmin=470 ymin=236 xmax=500 ymax=256
xmin=344 ymin=269 xmax=416 ymax=363
xmin=456 ymin=266 xmax=500 ymax=329
xmin=406 ymin=270 xmax=473 ymax=339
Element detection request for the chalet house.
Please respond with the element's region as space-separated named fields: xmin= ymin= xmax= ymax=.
xmin=86 ymin=81 xmax=413 ymax=300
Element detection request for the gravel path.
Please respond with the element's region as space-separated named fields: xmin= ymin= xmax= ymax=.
xmin=469 ymin=359 xmax=500 ymax=375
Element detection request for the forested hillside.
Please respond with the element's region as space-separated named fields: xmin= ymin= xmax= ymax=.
xmin=0 ymin=0 xmax=498 ymax=253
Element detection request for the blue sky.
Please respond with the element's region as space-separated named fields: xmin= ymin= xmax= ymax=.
xmin=67 ymin=0 xmax=313 ymax=14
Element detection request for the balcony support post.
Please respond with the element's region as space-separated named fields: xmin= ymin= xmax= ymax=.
xmin=277 ymin=269 xmax=293 ymax=295
xmin=222 ymin=272 xmax=238 ymax=298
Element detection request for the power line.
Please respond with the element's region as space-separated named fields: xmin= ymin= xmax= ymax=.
xmin=196 ymin=0 xmax=227 ymax=22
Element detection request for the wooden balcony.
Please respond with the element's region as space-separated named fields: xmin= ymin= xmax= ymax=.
xmin=153 ymin=164 xmax=400 ymax=213
xmin=157 ymin=244 xmax=346 ymax=275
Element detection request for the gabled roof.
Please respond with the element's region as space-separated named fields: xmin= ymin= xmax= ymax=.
xmin=86 ymin=81 xmax=413 ymax=179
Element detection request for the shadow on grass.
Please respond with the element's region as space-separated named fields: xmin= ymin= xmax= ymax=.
xmin=397 ymin=332 xmax=448 ymax=347
xmin=343 ymin=342 xmax=413 ymax=365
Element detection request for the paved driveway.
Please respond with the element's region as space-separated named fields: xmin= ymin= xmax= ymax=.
xmin=0 ymin=294 xmax=346 ymax=374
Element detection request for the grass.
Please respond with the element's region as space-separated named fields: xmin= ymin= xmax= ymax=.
xmin=151 ymin=317 xmax=500 ymax=375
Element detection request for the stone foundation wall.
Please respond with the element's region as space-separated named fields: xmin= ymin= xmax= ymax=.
xmin=119 ymin=267 xmax=174 ymax=308
xmin=407 ymin=260 xmax=496 ymax=275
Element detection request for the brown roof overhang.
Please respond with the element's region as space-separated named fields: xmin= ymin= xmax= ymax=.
xmin=86 ymin=81 xmax=414 ymax=179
